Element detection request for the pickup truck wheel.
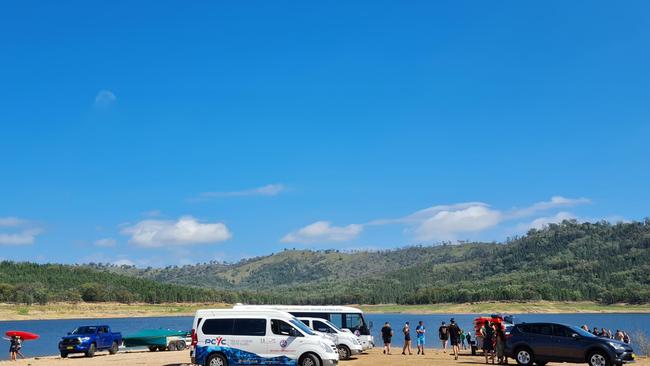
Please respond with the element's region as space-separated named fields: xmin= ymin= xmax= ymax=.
xmin=109 ymin=341 xmax=119 ymax=355
xmin=515 ymin=347 xmax=534 ymax=366
xmin=588 ymin=351 xmax=611 ymax=366
xmin=149 ymin=346 xmax=158 ymax=352
xmin=85 ymin=343 xmax=96 ymax=358
xmin=207 ymin=353 xmax=228 ymax=366
xmin=337 ymin=345 xmax=351 ymax=360
xmin=60 ymin=352 xmax=68 ymax=358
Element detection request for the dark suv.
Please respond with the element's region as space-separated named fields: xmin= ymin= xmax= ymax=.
xmin=506 ymin=323 xmax=635 ymax=366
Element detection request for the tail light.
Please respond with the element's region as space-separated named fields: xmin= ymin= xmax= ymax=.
xmin=191 ymin=329 xmax=198 ymax=346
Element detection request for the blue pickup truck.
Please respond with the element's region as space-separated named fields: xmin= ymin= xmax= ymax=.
xmin=58 ymin=325 xmax=122 ymax=358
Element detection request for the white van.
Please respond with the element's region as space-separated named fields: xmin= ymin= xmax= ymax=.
xmin=190 ymin=309 xmax=339 ymax=366
xmin=298 ymin=317 xmax=363 ymax=360
xmin=233 ymin=305 xmax=374 ymax=351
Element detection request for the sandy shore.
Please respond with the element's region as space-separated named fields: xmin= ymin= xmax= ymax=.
xmin=3 ymin=301 xmax=649 ymax=321
xmin=2 ymin=348 xmax=646 ymax=366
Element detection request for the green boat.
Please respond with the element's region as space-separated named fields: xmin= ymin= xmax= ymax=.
xmin=123 ymin=329 xmax=190 ymax=352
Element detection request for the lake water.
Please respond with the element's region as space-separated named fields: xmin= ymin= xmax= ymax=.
xmin=1 ymin=313 xmax=648 ymax=359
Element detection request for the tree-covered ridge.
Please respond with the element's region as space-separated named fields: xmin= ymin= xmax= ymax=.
xmin=2 ymin=220 xmax=649 ymax=305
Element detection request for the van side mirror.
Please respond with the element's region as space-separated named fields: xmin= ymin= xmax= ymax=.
xmin=289 ymin=328 xmax=300 ymax=337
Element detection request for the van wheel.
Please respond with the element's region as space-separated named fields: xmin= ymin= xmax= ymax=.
xmin=85 ymin=343 xmax=96 ymax=358
xmin=588 ymin=351 xmax=610 ymax=366
xmin=515 ymin=347 xmax=534 ymax=366
xmin=109 ymin=341 xmax=119 ymax=355
xmin=207 ymin=353 xmax=228 ymax=366
xmin=299 ymin=353 xmax=321 ymax=366
xmin=338 ymin=345 xmax=351 ymax=360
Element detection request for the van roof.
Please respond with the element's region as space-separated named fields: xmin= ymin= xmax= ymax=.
xmin=233 ymin=304 xmax=363 ymax=314
xmin=194 ymin=309 xmax=293 ymax=318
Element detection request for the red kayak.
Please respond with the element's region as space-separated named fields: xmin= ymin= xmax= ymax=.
xmin=5 ymin=331 xmax=39 ymax=341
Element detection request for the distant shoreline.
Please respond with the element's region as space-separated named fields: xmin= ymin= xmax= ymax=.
xmin=1 ymin=301 xmax=648 ymax=321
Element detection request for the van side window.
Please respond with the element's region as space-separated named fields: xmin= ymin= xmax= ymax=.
xmin=300 ymin=320 xmax=310 ymax=326
xmin=345 ymin=313 xmax=363 ymax=331
xmin=233 ymin=319 xmax=266 ymax=336
xmin=203 ymin=319 xmax=234 ymax=335
xmin=271 ymin=319 xmax=299 ymax=336
xmin=314 ymin=320 xmax=333 ymax=333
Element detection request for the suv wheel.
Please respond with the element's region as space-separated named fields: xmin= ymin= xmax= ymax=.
xmin=588 ymin=351 xmax=610 ymax=366
xmin=515 ymin=347 xmax=534 ymax=366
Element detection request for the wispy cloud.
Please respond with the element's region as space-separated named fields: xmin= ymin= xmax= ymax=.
xmin=94 ymin=89 xmax=116 ymax=108
xmin=94 ymin=238 xmax=117 ymax=248
xmin=515 ymin=211 xmax=577 ymax=232
xmin=121 ymin=216 xmax=232 ymax=247
xmin=0 ymin=217 xmax=43 ymax=246
xmin=282 ymin=196 xmax=593 ymax=244
xmin=197 ymin=184 xmax=285 ymax=200
xmin=281 ymin=221 xmax=363 ymax=244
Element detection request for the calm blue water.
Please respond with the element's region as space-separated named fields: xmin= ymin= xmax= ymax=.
xmin=1 ymin=313 xmax=648 ymax=359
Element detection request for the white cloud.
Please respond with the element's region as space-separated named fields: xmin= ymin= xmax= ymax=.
xmin=282 ymin=221 xmax=363 ymax=243
xmin=196 ymin=184 xmax=285 ymax=200
xmin=412 ymin=204 xmax=502 ymax=241
xmin=94 ymin=89 xmax=116 ymax=108
xmin=94 ymin=238 xmax=117 ymax=248
xmin=0 ymin=228 xmax=42 ymax=246
xmin=142 ymin=210 xmax=162 ymax=218
xmin=113 ymin=259 xmax=135 ymax=266
xmin=517 ymin=211 xmax=577 ymax=231
xmin=0 ymin=217 xmax=24 ymax=227
xmin=121 ymin=216 xmax=232 ymax=247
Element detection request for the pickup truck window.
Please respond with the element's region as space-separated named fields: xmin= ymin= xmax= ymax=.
xmin=72 ymin=326 xmax=98 ymax=334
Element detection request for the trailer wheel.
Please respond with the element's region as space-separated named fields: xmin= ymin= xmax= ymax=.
xmin=149 ymin=346 xmax=158 ymax=352
xmin=168 ymin=342 xmax=177 ymax=351
xmin=176 ymin=340 xmax=187 ymax=351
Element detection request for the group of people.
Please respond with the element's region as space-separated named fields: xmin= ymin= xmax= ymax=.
xmin=581 ymin=325 xmax=632 ymax=344
xmin=4 ymin=336 xmax=24 ymax=362
xmin=380 ymin=318 xmax=474 ymax=361
xmin=474 ymin=320 xmax=509 ymax=365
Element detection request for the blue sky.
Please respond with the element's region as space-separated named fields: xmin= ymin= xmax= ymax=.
xmin=1 ymin=1 xmax=649 ymax=266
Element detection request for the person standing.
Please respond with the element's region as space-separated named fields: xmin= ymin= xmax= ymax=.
xmin=8 ymin=336 xmax=22 ymax=361
xmin=402 ymin=321 xmax=413 ymax=355
xmin=460 ymin=328 xmax=466 ymax=350
xmin=495 ymin=325 xmax=508 ymax=364
xmin=482 ymin=321 xmax=495 ymax=364
xmin=439 ymin=321 xmax=449 ymax=353
xmin=623 ymin=331 xmax=631 ymax=344
xmin=448 ymin=318 xmax=461 ymax=360
xmin=381 ymin=322 xmax=394 ymax=355
xmin=416 ymin=321 xmax=426 ymax=355
xmin=581 ymin=325 xmax=590 ymax=332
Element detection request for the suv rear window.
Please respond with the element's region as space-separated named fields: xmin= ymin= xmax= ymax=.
xmin=517 ymin=324 xmax=552 ymax=336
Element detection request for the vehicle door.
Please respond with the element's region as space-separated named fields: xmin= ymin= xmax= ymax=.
xmin=230 ymin=318 xmax=267 ymax=364
xmin=267 ymin=319 xmax=303 ymax=360
xmin=551 ymin=325 xmax=585 ymax=361
xmin=97 ymin=327 xmax=109 ymax=349
xmin=527 ymin=324 xmax=555 ymax=360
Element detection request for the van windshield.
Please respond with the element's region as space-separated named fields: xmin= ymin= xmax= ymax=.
xmin=291 ymin=318 xmax=315 ymax=336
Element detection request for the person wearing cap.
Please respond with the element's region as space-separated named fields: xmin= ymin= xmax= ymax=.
xmin=448 ymin=318 xmax=461 ymax=360
xmin=439 ymin=321 xmax=449 ymax=352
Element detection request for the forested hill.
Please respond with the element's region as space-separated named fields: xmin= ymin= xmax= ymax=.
xmin=2 ymin=220 xmax=649 ymax=305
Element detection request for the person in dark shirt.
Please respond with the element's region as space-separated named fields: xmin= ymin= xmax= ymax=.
xmin=448 ymin=318 xmax=461 ymax=360
xmin=402 ymin=321 xmax=413 ymax=355
xmin=381 ymin=322 xmax=394 ymax=355
xmin=439 ymin=321 xmax=449 ymax=353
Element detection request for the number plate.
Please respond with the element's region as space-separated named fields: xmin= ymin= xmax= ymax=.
xmin=66 ymin=346 xmax=74 ymax=350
